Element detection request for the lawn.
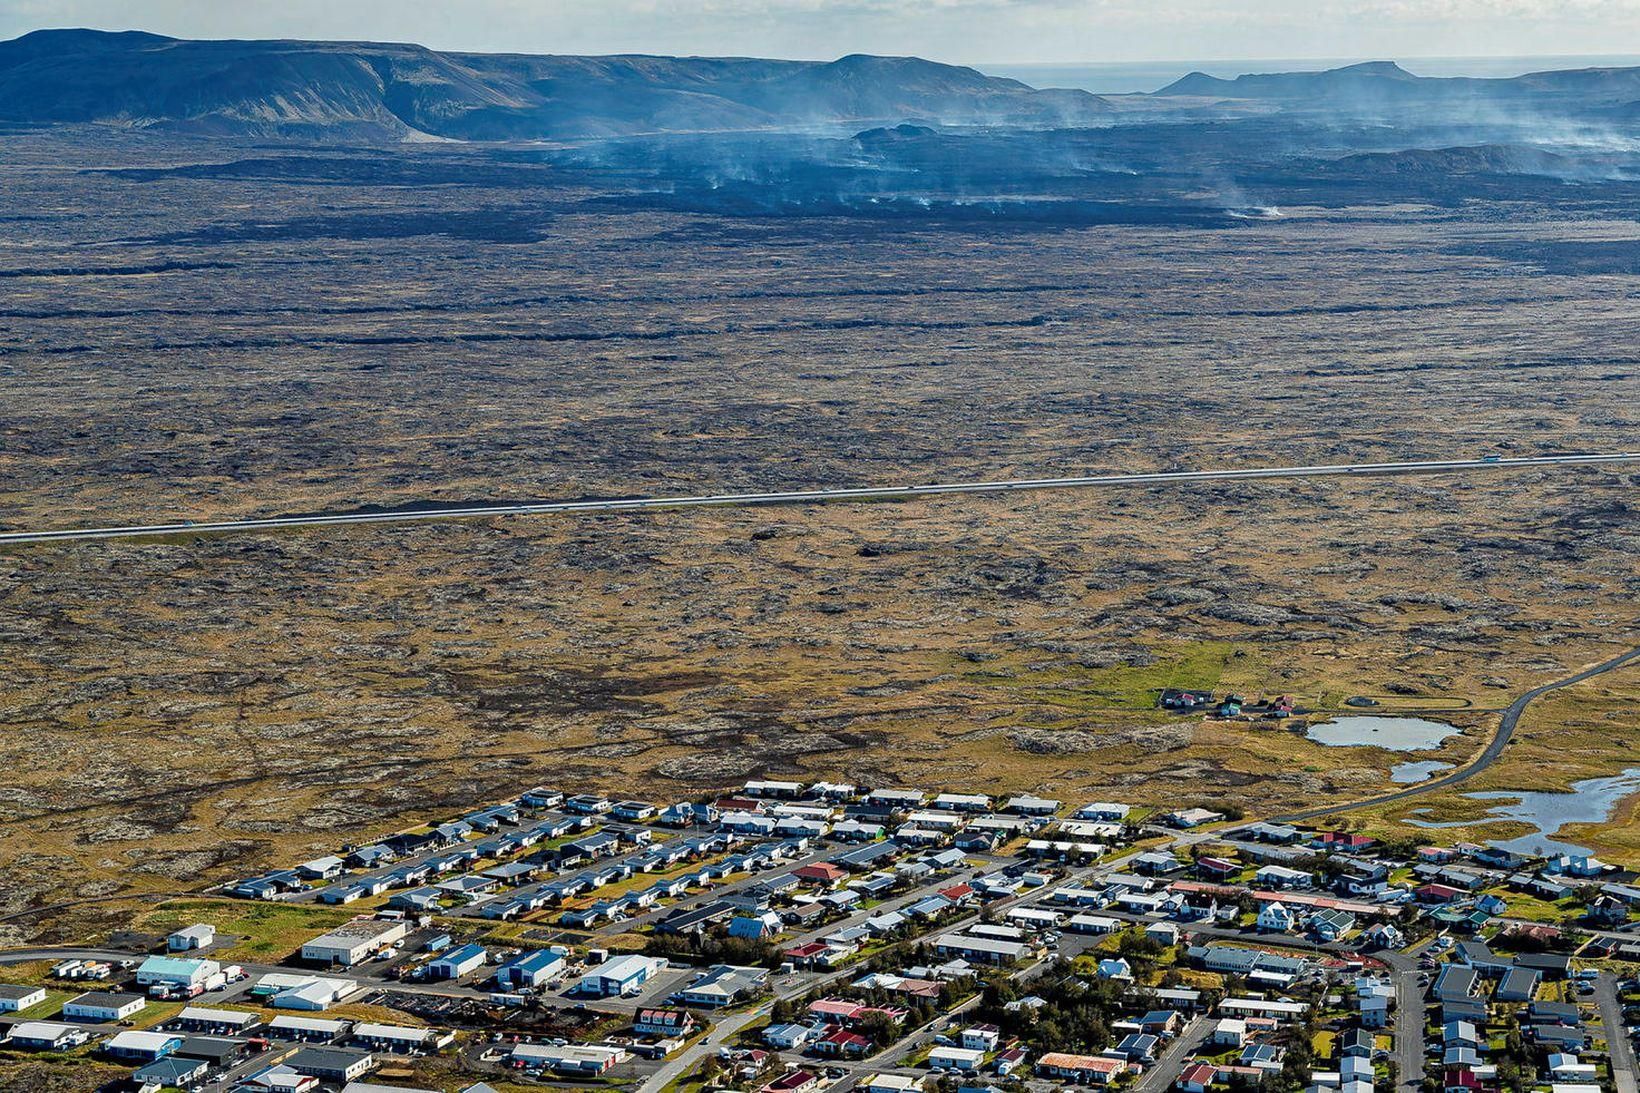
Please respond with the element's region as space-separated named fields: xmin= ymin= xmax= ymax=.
xmin=1492 ymin=891 xmax=1582 ymax=925
xmin=135 ymin=898 xmax=359 ymax=962
xmin=129 ymin=1001 xmax=186 ymax=1030
xmin=14 ymin=989 xmax=76 ymax=1020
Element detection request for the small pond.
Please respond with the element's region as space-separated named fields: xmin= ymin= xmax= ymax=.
xmin=1404 ymin=767 xmax=1640 ymax=857
xmin=1305 ymin=715 xmax=1458 ymax=752
xmin=1390 ymin=760 xmax=1454 ymax=785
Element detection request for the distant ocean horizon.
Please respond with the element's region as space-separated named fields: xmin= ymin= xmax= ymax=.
xmin=981 ymin=55 xmax=1640 ymax=95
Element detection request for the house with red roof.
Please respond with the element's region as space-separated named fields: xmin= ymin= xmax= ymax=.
xmin=994 ymin=1047 xmax=1029 ymax=1076
xmin=783 ymin=942 xmax=832 ymax=968
xmin=794 ymin=863 xmax=849 ymax=888
xmin=1415 ymin=883 xmax=1464 ymax=904
xmin=1443 ymin=1066 xmax=1498 ymax=1093
xmin=809 ymin=998 xmax=866 ymax=1024
xmin=760 ymin=1070 xmax=820 ymax=1093
xmin=1037 ymin=1053 xmax=1128 ymax=1085
xmin=1178 ymin=1062 xmax=1218 ymax=1092
xmin=1316 ymin=831 xmax=1375 ymax=851
xmin=814 ymin=1028 xmax=871 ymax=1057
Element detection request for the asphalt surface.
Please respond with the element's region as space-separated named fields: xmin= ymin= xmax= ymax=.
xmin=1391 ymin=942 xmax=1432 ymax=1093
xmin=1135 ymin=1016 xmax=1211 ymax=1093
xmin=1 ymin=451 xmax=1635 ymax=545
xmin=1272 ymin=641 xmax=1640 ymax=824
xmin=1596 ymin=971 xmax=1638 ymax=1093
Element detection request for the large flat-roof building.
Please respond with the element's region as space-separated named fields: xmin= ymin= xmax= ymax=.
xmin=300 ymin=919 xmax=407 ymax=967
xmin=3 ymin=1021 xmax=91 ymax=1051
xmin=136 ymin=955 xmax=221 ymax=991
xmin=63 ymin=991 xmax=147 ymax=1022
xmin=0 ymin=984 xmax=47 ymax=1013
xmin=933 ymin=933 xmax=1029 ymax=965
xmin=579 ymin=955 xmax=666 ymax=998
xmin=252 ymin=972 xmax=359 ymax=1011
xmin=512 ymin=1043 xmax=629 ymax=1075
xmin=286 ymin=1046 xmax=377 ymax=1083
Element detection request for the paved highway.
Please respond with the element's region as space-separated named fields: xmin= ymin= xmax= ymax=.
xmin=1 ymin=452 xmax=1635 ymax=545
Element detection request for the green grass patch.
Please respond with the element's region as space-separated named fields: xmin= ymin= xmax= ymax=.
xmin=13 ymin=989 xmax=75 ymax=1020
xmin=953 ymin=640 xmax=1245 ymax=711
xmin=137 ymin=898 xmax=359 ymax=961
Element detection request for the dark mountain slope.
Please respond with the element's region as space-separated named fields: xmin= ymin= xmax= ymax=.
xmin=0 ymin=29 xmax=1111 ymax=140
xmin=1157 ymin=59 xmax=1640 ymax=111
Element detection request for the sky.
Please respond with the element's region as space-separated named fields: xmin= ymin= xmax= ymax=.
xmin=1 ymin=0 xmax=1639 ymax=67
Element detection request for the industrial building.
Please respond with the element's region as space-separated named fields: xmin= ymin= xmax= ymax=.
xmin=300 ymin=919 xmax=408 ymax=967
xmin=578 ymin=954 xmax=665 ymax=998
xmin=0 ymin=984 xmax=47 ymax=1013
xmin=63 ymin=991 xmax=147 ymax=1022
xmin=495 ymin=949 xmax=564 ymax=990
xmin=425 ymin=942 xmax=488 ymax=981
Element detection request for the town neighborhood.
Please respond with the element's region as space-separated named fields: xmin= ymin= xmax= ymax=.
xmin=3 ymin=778 xmax=1639 ymax=1093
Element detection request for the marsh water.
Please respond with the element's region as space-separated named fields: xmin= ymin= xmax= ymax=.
xmin=1391 ymin=760 xmax=1454 ymax=784
xmin=1306 ymin=716 xmax=1458 ymax=752
xmin=1405 ymin=768 xmax=1640 ymax=856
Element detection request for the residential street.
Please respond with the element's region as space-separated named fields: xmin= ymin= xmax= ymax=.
xmin=1389 ymin=946 xmax=1428 ymax=1093
xmin=1596 ymin=972 xmax=1638 ymax=1093
xmin=1135 ymin=1016 xmax=1211 ymax=1093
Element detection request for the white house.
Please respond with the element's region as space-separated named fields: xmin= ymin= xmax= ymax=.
xmin=1257 ymin=902 xmax=1296 ymax=932
xmin=961 ymin=1026 xmax=1001 ymax=1052
xmin=764 ymin=1023 xmax=821 ymax=1050
xmin=3 ymin=1021 xmax=90 ymax=1050
xmin=0 ymin=985 xmax=47 ymax=1013
xmin=1145 ymin=922 xmax=1181 ymax=946
xmin=63 ymin=991 xmax=146 ymax=1021
xmin=102 ymin=1030 xmax=183 ymax=1063
xmin=928 ymin=1045 xmax=987 ymax=1071
xmin=168 ymin=924 xmax=217 ymax=951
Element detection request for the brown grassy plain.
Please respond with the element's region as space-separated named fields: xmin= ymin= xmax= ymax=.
xmin=0 ymin=133 xmax=1636 ymax=941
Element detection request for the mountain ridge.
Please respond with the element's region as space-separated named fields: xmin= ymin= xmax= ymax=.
xmin=0 ymin=28 xmax=1111 ymax=140
xmin=1156 ymin=57 xmax=1640 ymax=106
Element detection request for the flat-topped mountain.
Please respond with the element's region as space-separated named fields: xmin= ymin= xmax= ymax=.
xmin=0 ymin=29 xmax=1111 ymax=140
